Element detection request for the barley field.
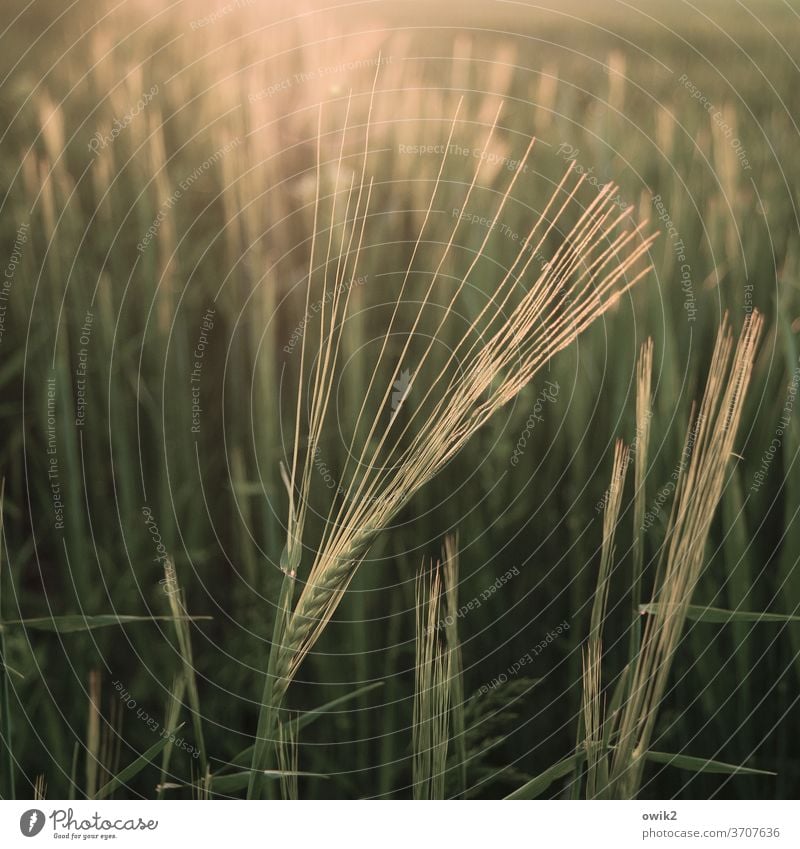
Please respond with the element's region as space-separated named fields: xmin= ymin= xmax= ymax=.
xmin=1 ymin=0 xmax=799 ymax=801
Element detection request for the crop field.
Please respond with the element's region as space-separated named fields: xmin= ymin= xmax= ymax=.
xmin=0 ymin=0 xmax=799 ymax=801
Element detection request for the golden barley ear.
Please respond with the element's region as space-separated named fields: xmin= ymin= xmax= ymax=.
xmin=630 ymin=338 xmax=654 ymax=658
xmin=282 ymin=133 xmax=657 ymax=686
xmin=34 ymin=773 xmax=47 ymax=800
xmin=248 ymin=89 xmax=658 ymax=796
xmin=609 ymin=310 xmax=763 ymax=799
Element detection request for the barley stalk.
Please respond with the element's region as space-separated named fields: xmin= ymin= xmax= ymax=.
xmin=609 ymin=311 xmax=763 ymax=798
xmin=413 ymin=561 xmax=451 ymax=799
xmin=249 ymin=84 xmax=657 ymax=795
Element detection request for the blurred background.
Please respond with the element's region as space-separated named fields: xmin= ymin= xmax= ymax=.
xmin=1 ymin=0 xmax=799 ymax=799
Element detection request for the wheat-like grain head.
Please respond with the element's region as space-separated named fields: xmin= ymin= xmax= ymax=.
xmin=248 ymin=82 xmax=658 ymax=796
xmin=609 ymin=310 xmax=763 ymax=798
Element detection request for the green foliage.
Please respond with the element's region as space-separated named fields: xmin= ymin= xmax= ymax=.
xmin=1 ymin=0 xmax=798 ymax=799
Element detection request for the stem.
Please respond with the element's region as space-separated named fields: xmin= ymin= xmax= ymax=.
xmin=0 ymin=629 xmax=14 ymax=799
xmin=0 ymin=479 xmax=14 ymax=798
xmin=248 ymin=568 xmax=295 ymax=799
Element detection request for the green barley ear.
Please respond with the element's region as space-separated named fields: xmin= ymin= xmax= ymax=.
xmin=581 ymin=644 xmax=603 ymax=799
xmin=442 ymin=534 xmax=466 ymax=795
xmin=609 ymin=311 xmax=763 ymax=799
xmin=0 ymin=478 xmax=15 ymax=799
xmin=247 ymin=565 xmax=295 ymax=800
xmin=583 ymin=440 xmax=629 ymax=800
xmin=413 ymin=561 xmax=452 ymax=800
xmin=194 ymin=765 xmax=212 ymax=800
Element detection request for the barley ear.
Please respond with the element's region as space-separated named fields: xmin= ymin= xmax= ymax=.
xmin=609 ymin=311 xmax=763 ymax=798
xmin=413 ymin=561 xmax=452 ymax=799
xmin=629 ymin=338 xmax=654 ymax=662
xmin=442 ymin=534 xmax=466 ymax=795
xmin=583 ymin=440 xmax=629 ymax=799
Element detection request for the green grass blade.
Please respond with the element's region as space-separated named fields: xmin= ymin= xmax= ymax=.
xmin=645 ymin=750 xmax=776 ymax=776
xmin=0 ymin=633 xmax=13 ymax=798
xmin=295 ymin=680 xmax=384 ymax=734
xmin=640 ymin=603 xmax=800 ymax=624
xmin=218 ymin=680 xmax=384 ymax=773
xmin=212 ymin=768 xmax=328 ymax=795
xmin=157 ymin=677 xmax=186 ymax=801
xmin=68 ymin=742 xmax=79 ymax=801
xmin=0 ymin=615 xmax=211 ymax=633
xmin=94 ymin=724 xmax=185 ymax=800
xmin=0 ymin=477 xmax=15 ymax=799
xmin=159 ymin=768 xmax=329 ymax=796
xmin=505 ymin=753 xmax=586 ymax=800
xmin=163 ymin=561 xmax=208 ymax=775
xmin=602 ymin=664 xmax=631 ymax=752
xmin=86 ymin=670 xmax=101 ymax=799
xmin=777 ymin=311 xmax=800 ymax=684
